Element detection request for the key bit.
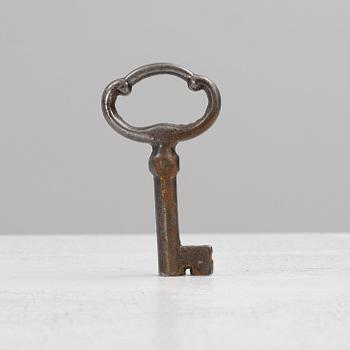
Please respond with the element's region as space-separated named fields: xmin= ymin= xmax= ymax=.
xmin=101 ymin=63 xmax=221 ymax=276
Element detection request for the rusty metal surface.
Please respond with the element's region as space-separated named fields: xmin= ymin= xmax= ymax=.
xmin=101 ymin=63 xmax=221 ymax=276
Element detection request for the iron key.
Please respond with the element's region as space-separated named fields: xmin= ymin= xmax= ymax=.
xmin=101 ymin=63 xmax=221 ymax=276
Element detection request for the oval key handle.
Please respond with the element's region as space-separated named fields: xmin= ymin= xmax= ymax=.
xmin=101 ymin=63 xmax=221 ymax=145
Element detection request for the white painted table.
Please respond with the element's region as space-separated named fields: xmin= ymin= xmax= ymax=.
xmin=1 ymin=234 xmax=350 ymax=350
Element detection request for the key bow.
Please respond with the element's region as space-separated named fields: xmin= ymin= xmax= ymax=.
xmin=101 ymin=63 xmax=221 ymax=145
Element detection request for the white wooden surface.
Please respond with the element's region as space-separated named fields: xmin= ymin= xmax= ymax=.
xmin=1 ymin=233 xmax=350 ymax=350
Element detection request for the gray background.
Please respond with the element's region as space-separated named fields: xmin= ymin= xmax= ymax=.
xmin=1 ymin=0 xmax=349 ymax=234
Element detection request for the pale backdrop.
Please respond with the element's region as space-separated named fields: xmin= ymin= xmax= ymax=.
xmin=1 ymin=0 xmax=349 ymax=233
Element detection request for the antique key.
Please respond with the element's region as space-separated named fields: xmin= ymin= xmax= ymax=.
xmin=101 ymin=63 xmax=221 ymax=276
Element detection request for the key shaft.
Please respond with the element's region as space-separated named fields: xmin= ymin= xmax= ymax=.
xmin=149 ymin=144 xmax=213 ymax=276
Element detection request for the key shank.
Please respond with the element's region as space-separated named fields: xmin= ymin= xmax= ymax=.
xmin=149 ymin=144 xmax=213 ymax=276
